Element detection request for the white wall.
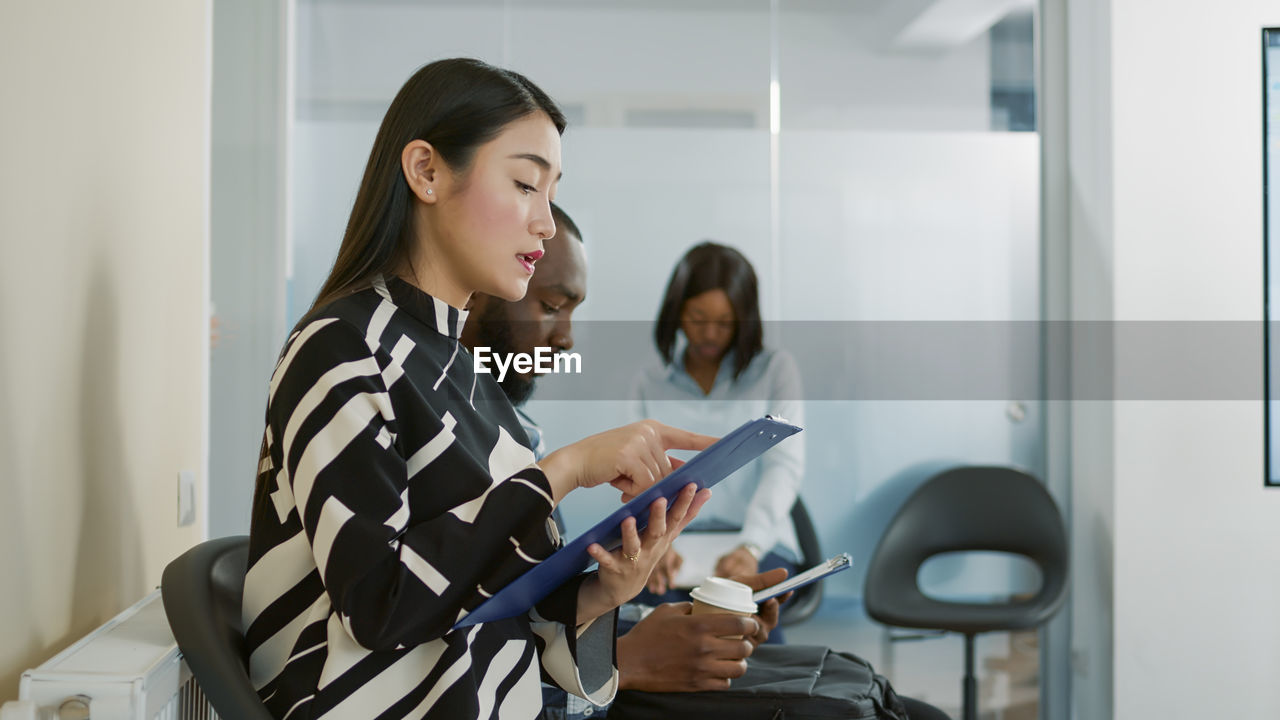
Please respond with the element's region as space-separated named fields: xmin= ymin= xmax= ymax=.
xmin=1111 ymin=1 xmax=1280 ymax=714
xmin=280 ymin=10 xmax=1038 ymax=601
xmin=295 ymin=2 xmax=991 ymax=132
xmin=1066 ymin=0 xmax=1280 ymax=716
xmin=536 ymin=129 xmax=1042 ymax=601
xmin=0 ymin=0 xmax=210 ymax=702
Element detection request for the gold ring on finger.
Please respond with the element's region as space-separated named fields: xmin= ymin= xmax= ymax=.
xmin=624 ymin=551 xmax=640 ymax=562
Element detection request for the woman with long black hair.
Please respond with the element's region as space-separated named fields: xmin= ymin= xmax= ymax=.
xmin=243 ymin=58 xmax=713 ymax=720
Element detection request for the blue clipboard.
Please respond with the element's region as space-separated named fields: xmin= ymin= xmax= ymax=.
xmin=454 ymin=415 xmax=803 ymax=629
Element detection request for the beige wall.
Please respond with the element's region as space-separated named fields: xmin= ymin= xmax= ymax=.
xmin=0 ymin=0 xmax=209 ymax=701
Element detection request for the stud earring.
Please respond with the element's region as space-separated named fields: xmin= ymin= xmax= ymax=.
xmin=426 ymin=188 xmax=433 ymax=195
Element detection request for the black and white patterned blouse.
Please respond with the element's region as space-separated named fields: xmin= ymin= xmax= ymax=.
xmin=243 ymin=275 xmax=617 ymax=720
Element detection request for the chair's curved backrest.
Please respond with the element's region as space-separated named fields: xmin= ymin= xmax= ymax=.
xmin=779 ymin=497 xmax=824 ymax=625
xmin=161 ymin=536 xmax=274 ymax=720
xmin=863 ymin=466 xmax=1068 ymax=635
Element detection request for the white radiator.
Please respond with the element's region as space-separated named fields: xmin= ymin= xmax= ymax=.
xmin=0 ymin=590 xmax=218 ymax=720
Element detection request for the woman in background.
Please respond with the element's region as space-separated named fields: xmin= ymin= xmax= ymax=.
xmin=632 ymin=242 xmax=805 ymax=615
xmin=243 ymin=58 xmax=713 ymax=720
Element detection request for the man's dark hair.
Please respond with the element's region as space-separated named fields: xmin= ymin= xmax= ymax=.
xmin=550 ymin=202 xmax=581 ymax=243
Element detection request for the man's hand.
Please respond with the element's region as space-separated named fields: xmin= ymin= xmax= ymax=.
xmin=714 ymin=545 xmax=759 ymax=579
xmin=646 ymin=549 xmax=684 ymax=595
xmin=728 ymin=568 xmax=791 ymax=647
xmin=616 ymin=569 xmax=795 ymax=693
xmin=616 ymin=603 xmax=759 ymax=692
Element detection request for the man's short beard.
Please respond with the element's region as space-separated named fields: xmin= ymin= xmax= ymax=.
xmin=474 ymin=302 xmax=538 ymax=406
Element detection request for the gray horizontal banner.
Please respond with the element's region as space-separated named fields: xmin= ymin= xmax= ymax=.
xmin=479 ymin=321 xmax=1272 ymax=401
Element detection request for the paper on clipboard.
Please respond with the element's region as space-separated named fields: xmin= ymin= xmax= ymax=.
xmin=453 ymin=415 xmax=803 ymax=629
xmin=669 ymin=533 xmax=742 ymax=589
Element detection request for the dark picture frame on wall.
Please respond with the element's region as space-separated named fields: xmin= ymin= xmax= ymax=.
xmin=1264 ymin=28 xmax=1279 ymax=486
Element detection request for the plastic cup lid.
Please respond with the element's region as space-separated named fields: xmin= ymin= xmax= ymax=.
xmin=689 ymin=577 xmax=758 ymax=614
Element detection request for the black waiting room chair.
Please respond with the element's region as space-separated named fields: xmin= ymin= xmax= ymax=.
xmin=161 ymin=535 xmax=274 ymax=720
xmin=863 ymin=466 xmax=1068 ymax=720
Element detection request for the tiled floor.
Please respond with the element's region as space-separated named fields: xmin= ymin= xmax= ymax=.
xmin=783 ymin=597 xmax=1040 ymax=720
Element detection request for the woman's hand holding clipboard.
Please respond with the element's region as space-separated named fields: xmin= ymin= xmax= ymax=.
xmin=454 ymin=416 xmax=803 ymax=629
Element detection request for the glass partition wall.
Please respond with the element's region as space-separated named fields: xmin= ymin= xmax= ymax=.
xmin=284 ymin=1 xmax=1052 ymax=716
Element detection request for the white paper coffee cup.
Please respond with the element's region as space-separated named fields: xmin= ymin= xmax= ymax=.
xmin=689 ymin=577 xmax=758 ymax=616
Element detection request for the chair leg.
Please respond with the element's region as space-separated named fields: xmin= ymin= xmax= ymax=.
xmin=963 ymin=633 xmax=977 ymax=720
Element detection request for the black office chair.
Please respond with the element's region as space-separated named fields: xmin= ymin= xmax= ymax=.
xmin=161 ymin=535 xmax=274 ymax=720
xmin=863 ymin=466 xmax=1068 ymax=720
xmin=778 ymin=497 xmax=824 ymax=626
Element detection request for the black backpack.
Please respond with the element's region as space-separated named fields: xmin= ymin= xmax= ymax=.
xmin=608 ymin=644 xmax=910 ymax=720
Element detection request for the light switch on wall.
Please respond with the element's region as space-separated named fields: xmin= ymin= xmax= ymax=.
xmin=178 ymin=470 xmax=196 ymax=527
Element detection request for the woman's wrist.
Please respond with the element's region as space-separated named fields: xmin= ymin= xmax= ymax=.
xmin=537 ymin=448 xmax=580 ymax=505
xmin=575 ymin=573 xmax=621 ymax=625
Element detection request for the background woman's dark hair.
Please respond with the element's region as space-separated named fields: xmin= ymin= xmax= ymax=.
xmin=304 ymin=57 xmax=566 ymax=322
xmin=654 ymin=241 xmax=764 ymax=381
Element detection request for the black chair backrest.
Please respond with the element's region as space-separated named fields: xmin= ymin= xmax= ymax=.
xmin=863 ymin=466 xmax=1068 ymax=635
xmin=779 ymin=497 xmax=824 ymax=625
xmin=161 ymin=535 xmax=274 ymax=720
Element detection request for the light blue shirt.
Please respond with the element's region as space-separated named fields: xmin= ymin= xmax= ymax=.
xmin=630 ymin=347 xmax=806 ymax=560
